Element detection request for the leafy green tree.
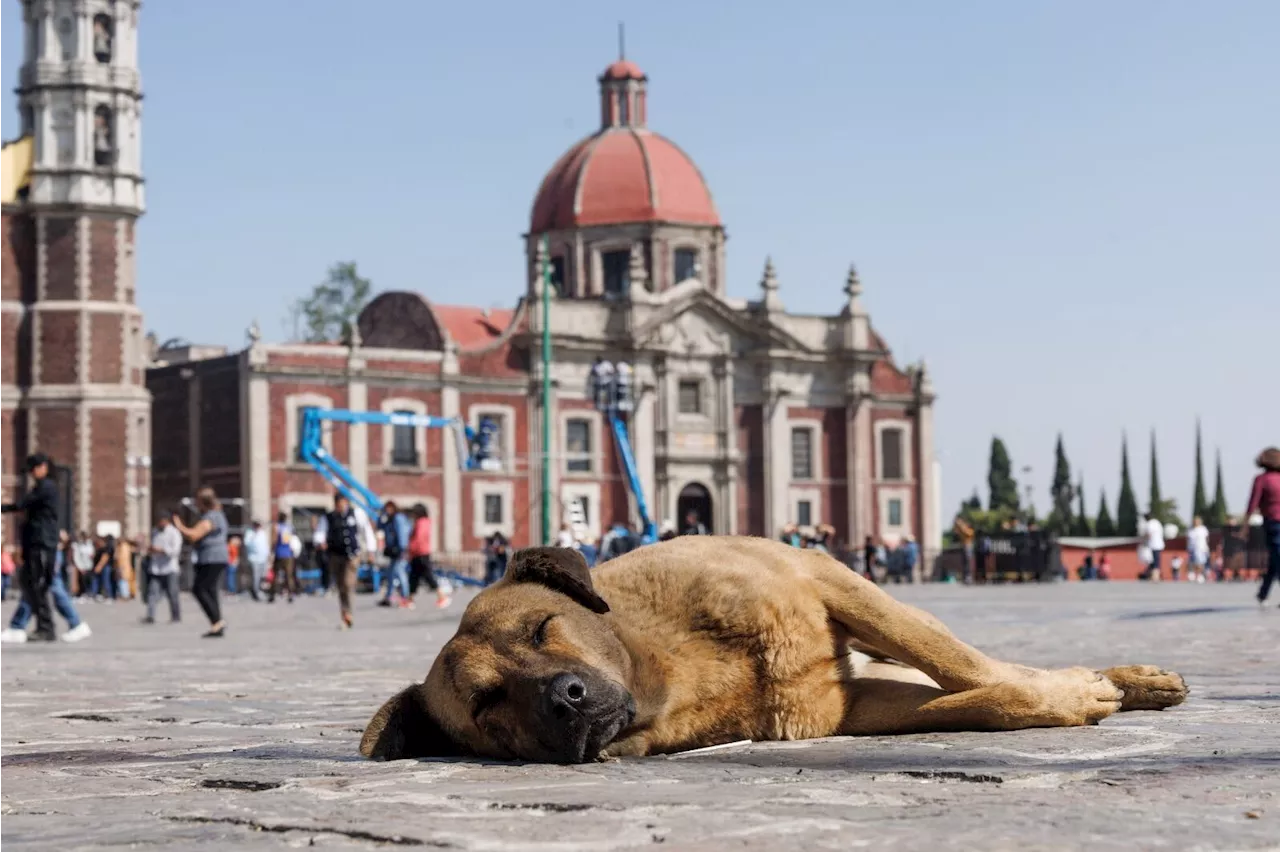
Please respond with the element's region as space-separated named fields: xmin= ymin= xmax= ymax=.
xmin=292 ymin=261 xmax=373 ymax=343
xmin=1045 ymin=434 xmax=1074 ymax=535
xmin=1095 ymin=489 xmax=1117 ymax=536
xmin=1191 ymin=419 xmax=1209 ymax=520
xmin=1207 ymin=448 xmax=1229 ymax=525
xmin=987 ymin=437 xmax=1020 ymax=513
xmin=1070 ymin=478 xmax=1093 ymax=536
xmin=1116 ymin=433 xmax=1139 ymax=535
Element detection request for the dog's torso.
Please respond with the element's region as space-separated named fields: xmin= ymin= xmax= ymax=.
xmin=593 ymin=537 xmax=868 ymax=755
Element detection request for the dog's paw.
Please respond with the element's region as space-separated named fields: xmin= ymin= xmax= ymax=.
xmin=1101 ymin=665 xmax=1188 ymax=712
xmin=995 ymin=667 xmax=1123 ymax=728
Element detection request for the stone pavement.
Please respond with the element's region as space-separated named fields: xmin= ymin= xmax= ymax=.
xmin=2 ymin=582 xmax=1277 ymax=851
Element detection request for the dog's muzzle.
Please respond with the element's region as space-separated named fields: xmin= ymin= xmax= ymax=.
xmin=536 ymin=672 xmax=635 ymax=763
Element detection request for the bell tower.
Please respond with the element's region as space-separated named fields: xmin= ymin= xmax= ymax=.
xmin=2 ymin=0 xmax=149 ymax=536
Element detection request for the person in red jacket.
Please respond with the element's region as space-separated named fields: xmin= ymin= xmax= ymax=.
xmin=405 ymin=504 xmax=450 ymax=610
xmin=1247 ymin=447 xmax=1280 ymax=606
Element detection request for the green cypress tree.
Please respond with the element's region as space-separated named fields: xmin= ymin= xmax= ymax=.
xmin=1148 ymin=430 xmax=1163 ymax=515
xmin=987 ymin=437 xmax=1020 ymax=513
xmin=1095 ymin=489 xmax=1117 ymax=536
xmin=1048 ymin=434 xmax=1074 ymax=534
xmin=1070 ymin=477 xmax=1093 ymax=536
xmin=1116 ymin=433 xmax=1139 ymax=535
xmin=1192 ymin=419 xmax=1209 ymax=520
xmin=1207 ymin=448 xmax=1229 ymax=525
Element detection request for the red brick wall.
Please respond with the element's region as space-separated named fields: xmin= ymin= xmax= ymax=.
xmin=1 ymin=407 xmax=25 ymax=542
xmin=735 ymin=404 xmax=765 ymax=536
xmin=554 ymin=398 xmax=629 ymax=539
xmin=1 ymin=311 xmax=21 ymax=385
xmin=34 ymin=407 xmax=78 ymax=471
xmin=90 ymin=409 xmax=127 ymax=525
xmin=787 ymin=406 xmax=849 ymax=536
xmin=39 ymin=312 xmax=79 ymax=384
xmin=43 ymin=217 xmax=77 ymax=301
xmin=88 ymin=218 xmax=117 ymax=301
xmin=89 ymin=314 xmax=123 ymax=383
xmin=2 ymin=211 xmax=35 ymax=303
xmin=268 ymin=382 xmax=349 ymax=499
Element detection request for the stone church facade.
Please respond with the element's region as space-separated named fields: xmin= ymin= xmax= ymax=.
xmin=144 ymin=57 xmax=938 ymax=556
xmin=2 ymin=0 xmax=149 ymax=542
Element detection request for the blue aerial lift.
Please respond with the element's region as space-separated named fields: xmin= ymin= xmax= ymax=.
xmin=297 ymin=407 xmax=499 ymax=588
xmin=591 ymin=362 xmax=659 ymax=545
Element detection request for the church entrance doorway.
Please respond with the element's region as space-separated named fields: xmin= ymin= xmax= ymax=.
xmin=676 ymin=483 xmax=713 ymax=534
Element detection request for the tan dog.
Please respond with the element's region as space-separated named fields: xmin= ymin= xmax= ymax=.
xmin=361 ymin=537 xmax=1187 ymax=763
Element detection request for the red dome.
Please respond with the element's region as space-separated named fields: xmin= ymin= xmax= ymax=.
xmin=530 ymin=129 xmax=720 ymax=233
xmin=600 ymin=59 xmax=646 ymax=81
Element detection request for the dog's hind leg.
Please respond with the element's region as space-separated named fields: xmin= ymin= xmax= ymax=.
xmin=808 ymin=553 xmax=1187 ymax=714
xmin=838 ymin=664 xmax=1124 ymax=736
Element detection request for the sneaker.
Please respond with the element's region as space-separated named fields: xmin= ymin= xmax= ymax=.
xmin=140 ymin=616 xmax=156 ymax=625
xmin=0 ymin=628 xmax=28 ymax=644
xmin=62 ymin=623 xmax=92 ymax=643
xmin=399 ymin=598 xmax=416 ymax=610
xmin=435 ymin=595 xmax=452 ymax=610
xmin=377 ymin=599 xmax=393 ymax=608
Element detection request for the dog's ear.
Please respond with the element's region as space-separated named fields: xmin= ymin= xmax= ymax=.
xmin=505 ymin=546 xmax=610 ymax=614
xmin=360 ymin=684 xmax=468 ymax=761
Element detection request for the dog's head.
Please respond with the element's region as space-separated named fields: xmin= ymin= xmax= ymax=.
xmin=360 ymin=547 xmax=636 ymax=764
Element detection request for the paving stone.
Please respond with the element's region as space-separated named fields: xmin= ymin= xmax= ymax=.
xmin=3 ymin=583 xmax=1278 ymax=850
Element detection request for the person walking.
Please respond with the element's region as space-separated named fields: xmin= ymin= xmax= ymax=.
xmin=861 ymin=536 xmax=879 ymax=583
xmin=142 ymin=514 xmax=182 ymax=624
xmin=114 ymin=534 xmax=135 ymax=600
xmin=242 ymin=520 xmax=270 ymax=601
xmin=1142 ymin=512 xmax=1165 ymax=581
xmin=71 ymin=531 xmax=93 ymax=599
xmin=376 ymin=501 xmax=411 ymax=608
xmin=1 ymin=532 xmax=93 ymax=643
xmin=268 ymin=511 xmax=298 ymax=603
xmin=1247 ymin=447 xmax=1280 ymax=607
xmin=405 ymin=504 xmax=450 ymax=610
xmin=484 ymin=530 xmax=509 ymax=586
xmin=1187 ymin=515 xmax=1210 ymax=584
xmin=91 ymin=534 xmax=116 ymax=602
xmin=1 ymin=544 xmax=13 ymax=600
xmin=1 ymin=453 xmax=62 ymax=641
xmin=172 ymin=487 xmax=230 ymax=638
xmin=316 ymin=492 xmax=361 ymax=629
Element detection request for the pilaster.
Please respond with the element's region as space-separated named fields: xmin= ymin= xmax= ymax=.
xmin=441 ymin=340 xmax=462 ymax=551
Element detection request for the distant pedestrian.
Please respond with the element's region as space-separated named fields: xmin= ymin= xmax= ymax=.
xmin=589 ymin=357 xmax=614 ymax=411
xmin=91 ymin=534 xmax=117 ymax=601
xmin=1142 ymin=512 xmax=1165 ymax=581
xmin=376 ymin=501 xmax=411 ymax=607
xmin=484 ymin=530 xmax=509 ymax=586
xmin=862 ymin=536 xmax=879 ymax=584
xmin=1 ymin=453 xmax=61 ymax=641
xmin=268 ymin=511 xmax=298 ymax=603
xmin=406 ymin=504 xmax=450 ymax=609
xmin=172 ymin=486 xmax=229 ymax=638
xmin=1247 ymin=447 xmax=1280 ymax=607
xmin=1 ymin=545 xmax=13 ymax=601
xmin=143 ymin=514 xmax=182 ymax=624
xmin=316 ymin=492 xmax=361 ymax=629
xmin=243 ymin=520 xmax=270 ymax=601
xmin=682 ymin=510 xmax=707 ymax=536
xmin=1187 ymin=516 xmax=1210 ymax=583
xmin=71 ymin=531 xmax=93 ymax=599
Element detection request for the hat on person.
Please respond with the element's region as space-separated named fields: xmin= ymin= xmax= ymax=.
xmin=25 ymin=452 xmax=50 ymax=471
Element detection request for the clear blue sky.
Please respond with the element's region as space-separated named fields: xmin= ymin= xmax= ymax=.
xmin=3 ymin=0 xmax=1275 ymax=525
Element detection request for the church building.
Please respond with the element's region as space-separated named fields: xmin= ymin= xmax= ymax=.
xmin=144 ymin=58 xmax=939 ymax=557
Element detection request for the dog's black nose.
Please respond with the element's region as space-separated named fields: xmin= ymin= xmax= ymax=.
xmin=546 ymin=673 xmax=587 ymax=719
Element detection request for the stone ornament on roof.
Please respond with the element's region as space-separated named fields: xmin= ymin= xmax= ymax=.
xmin=759 ymin=256 xmax=784 ymax=313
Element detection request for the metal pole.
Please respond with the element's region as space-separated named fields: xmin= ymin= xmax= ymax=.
xmin=540 ymin=235 xmax=553 ymax=546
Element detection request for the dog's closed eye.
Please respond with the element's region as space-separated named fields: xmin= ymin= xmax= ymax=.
xmin=532 ymin=614 xmax=555 ymax=648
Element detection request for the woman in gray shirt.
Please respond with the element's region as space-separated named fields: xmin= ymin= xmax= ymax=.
xmin=172 ymin=486 xmax=229 ymax=637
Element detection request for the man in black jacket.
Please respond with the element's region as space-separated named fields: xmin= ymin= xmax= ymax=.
xmin=2 ymin=454 xmax=60 ymax=641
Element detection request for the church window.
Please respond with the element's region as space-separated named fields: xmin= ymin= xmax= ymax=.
xmin=602 ymin=249 xmax=630 ymax=296
xmin=674 ymin=248 xmax=699 ymax=283
xmin=565 ymin=418 xmax=592 ymax=473
xmin=549 ymin=256 xmax=565 ymax=294
xmin=677 ymin=380 xmax=702 ymax=415
xmin=791 ymin=427 xmax=813 ymax=481
xmin=390 ymin=411 xmax=419 ymax=467
xmin=618 ymin=91 xmax=629 ymax=125
xmin=797 ymin=500 xmax=813 ymax=528
xmin=93 ymin=14 xmax=113 ymax=63
xmin=887 ymin=498 xmax=903 ymax=528
xmin=880 ymin=427 xmax=904 ymax=481
xmin=93 ymin=106 xmax=115 ymax=167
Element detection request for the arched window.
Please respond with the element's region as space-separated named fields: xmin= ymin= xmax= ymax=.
xmin=93 ymin=14 xmax=114 ymax=63
xmin=93 ymin=106 xmax=114 ymax=166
